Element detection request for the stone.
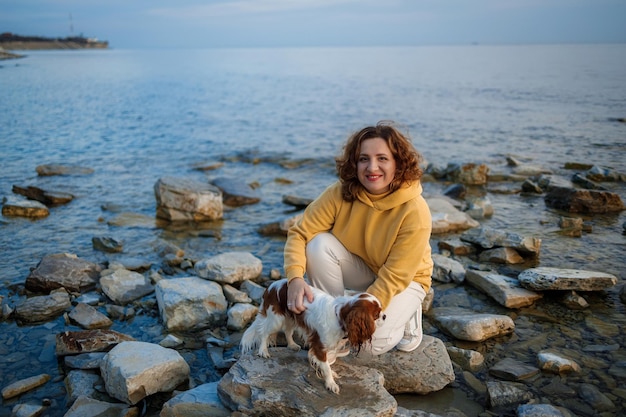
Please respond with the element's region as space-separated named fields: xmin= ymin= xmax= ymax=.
xmin=68 ymin=303 xmax=113 ymax=329
xmin=100 ymin=269 xmax=154 ymax=305
xmin=446 ymin=346 xmax=484 ymax=372
xmin=282 ymin=194 xmax=313 ymax=208
xmin=100 ymin=341 xmax=190 ymax=405
xmin=64 ymin=352 xmax=107 ymax=370
xmin=154 ymin=176 xmax=223 ymax=221
xmin=55 ymin=330 xmax=135 ymax=356
xmin=64 ymin=370 xmax=101 ymax=404
xmin=1 ymin=196 xmax=49 ymax=218
xmin=489 ymin=357 xmax=540 ymax=381
xmin=211 ymin=177 xmax=261 ymax=206
xmin=449 ymin=163 xmax=489 ymax=185
xmin=460 ymin=226 xmax=541 ymax=255
xmin=239 ymin=279 xmax=266 ymax=304
xmin=194 ymin=251 xmax=263 ymax=284
xmin=63 ymin=395 xmax=138 ymax=417
xmin=518 ymin=267 xmax=617 ymax=291
xmin=427 ymin=197 xmax=480 ymax=234
xmin=465 ymin=270 xmax=542 ymax=308
xmin=517 ymin=403 xmax=567 ymax=417
xmin=578 ymin=383 xmax=616 ymax=412
xmin=428 ymin=307 xmax=515 ymax=342
xmin=226 ymin=303 xmax=258 ymax=331
xmin=10 ymin=402 xmax=48 ymax=417
xmin=92 ymin=236 xmax=123 ymax=253
xmin=1 ymin=373 xmax=51 ymax=400
xmin=35 ymin=164 xmax=94 ymax=176
xmin=160 ymin=382 xmax=231 ymax=417
xmin=486 ymin=380 xmax=534 ymax=410
xmin=431 ymin=254 xmax=466 ymax=283
xmin=342 ymin=336 xmax=455 ymax=394
xmin=25 ymin=253 xmax=101 ymax=294
xmin=155 ymin=277 xmax=227 ymax=331
xmin=12 ymin=184 xmax=74 ymax=206
xmin=218 ymin=348 xmax=397 ymax=416
xmin=478 ymin=247 xmax=525 ymax=264
xmin=544 ymin=186 xmax=625 ymax=213
xmin=14 ymin=288 xmax=71 ymax=323
xmin=537 ymin=350 xmax=581 ymax=374
xmin=222 ymin=284 xmax=252 ymax=304
xmin=437 ymin=238 xmax=476 ymax=256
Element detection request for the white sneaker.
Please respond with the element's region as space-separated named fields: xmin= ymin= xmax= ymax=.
xmin=396 ymin=310 xmax=423 ymax=352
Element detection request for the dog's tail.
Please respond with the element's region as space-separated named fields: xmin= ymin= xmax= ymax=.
xmin=240 ymin=316 xmax=262 ymax=354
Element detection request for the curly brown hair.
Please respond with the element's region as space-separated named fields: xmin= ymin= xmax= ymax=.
xmin=336 ymin=121 xmax=423 ymax=202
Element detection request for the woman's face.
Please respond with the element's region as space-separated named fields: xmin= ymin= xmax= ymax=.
xmin=356 ymin=137 xmax=397 ymax=195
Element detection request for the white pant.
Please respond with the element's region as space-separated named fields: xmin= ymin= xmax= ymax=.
xmin=306 ymin=233 xmax=426 ymax=355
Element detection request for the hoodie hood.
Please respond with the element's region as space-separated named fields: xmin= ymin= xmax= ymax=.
xmin=356 ymin=181 xmax=422 ymax=211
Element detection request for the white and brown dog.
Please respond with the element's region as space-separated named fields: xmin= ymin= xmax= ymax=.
xmin=240 ymin=278 xmax=385 ymax=394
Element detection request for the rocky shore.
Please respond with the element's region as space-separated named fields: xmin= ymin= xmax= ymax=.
xmin=1 ymin=158 xmax=625 ymax=416
xmin=0 ymin=33 xmax=108 ymax=53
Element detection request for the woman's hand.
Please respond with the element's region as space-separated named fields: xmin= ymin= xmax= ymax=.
xmin=287 ymin=277 xmax=314 ymax=314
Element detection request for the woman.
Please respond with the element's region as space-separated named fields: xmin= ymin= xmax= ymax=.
xmin=284 ymin=121 xmax=433 ymax=356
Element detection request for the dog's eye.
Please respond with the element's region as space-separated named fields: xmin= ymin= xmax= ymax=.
xmin=381 ymin=314 xmax=387 ymax=320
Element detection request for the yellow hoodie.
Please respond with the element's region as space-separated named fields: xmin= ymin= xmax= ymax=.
xmin=284 ymin=180 xmax=433 ymax=310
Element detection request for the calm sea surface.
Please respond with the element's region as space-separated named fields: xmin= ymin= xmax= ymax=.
xmin=1 ymin=45 xmax=625 ymax=415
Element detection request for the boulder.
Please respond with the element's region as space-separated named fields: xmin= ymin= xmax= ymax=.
xmin=1 ymin=196 xmax=49 ymax=218
xmin=194 ymin=251 xmax=263 ymax=284
xmin=154 ymin=176 xmax=223 ymax=221
xmin=518 ymin=267 xmax=617 ymax=291
xmin=99 ymin=269 xmax=154 ymax=305
xmin=427 ymin=307 xmax=515 ymax=342
xmin=14 ymin=288 xmax=71 ymax=323
xmin=427 ymin=198 xmax=480 ymax=234
xmin=465 ymin=270 xmax=542 ymax=308
xmin=12 ymin=184 xmax=74 ymax=206
xmin=544 ymin=186 xmax=625 ymax=213
xmin=55 ymin=330 xmax=135 ymax=356
xmin=25 ymin=253 xmax=101 ymax=294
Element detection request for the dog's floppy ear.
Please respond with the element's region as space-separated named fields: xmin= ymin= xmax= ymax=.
xmin=343 ymin=305 xmax=377 ymax=352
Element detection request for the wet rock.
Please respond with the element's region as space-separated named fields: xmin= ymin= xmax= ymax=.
xmin=560 ymin=290 xmax=589 ymax=310
xmin=511 ymin=164 xmax=553 ymax=176
xmin=537 ymin=350 xmax=581 ymax=374
xmin=154 ymin=176 xmax=223 ymax=221
xmin=194 ymin=251 xmax=263 ymax=284
xmin=211 ymin=176 xmax=261 ymax=206
xmin=465 ymin=270 xmax=542 ymax=308
xmin=460 ymin=226 xmax=541 ymax=255
xmin=92 ymin=236 xmax=123 ymax=253
xmin=427 ymin=307 xmax=515 ymax=342
xmin=478 ymin=247 xmax=525 ymax=264
xmin=222 ymin=283 xmax=252 ymax=304
xmin=161 ymin=382 xmax=231 ymax=417
xmin=100 ymin=269 xmax=154 ymax=305
xmin=431 ymin=254 xmax=466 ymax=284
xmin=442 ymin=183 xmax=466 ymax=199
xmin=64 ymin=370 xmax=102 ymax=405
xmin=489 ymin=357 xmax=540 ymax=381
xmin=55 ymin=329 xmax=135 ymax=356
xmin=437 ymin=238 xmax=476 ymax=256
xmin=446 ymin=346 xmax=484 ymax=372
xmin=448 ymin=163 xmax=489 ymax=185
xmin=1 ymin=373 xmax=50 ymax=400
xmin=25 ymin=253 xmax=101 ymax=294
xmin=68 ymin=303 xmax=112 ymax=329
xmin=63 ymin=395 xmax=138 ymax=417
xmin=571 ymin=173 xmax=606 ymax=190
xmin=586 ymin=165 xmax=626 ymax=182
xmin=159 ymin=334 xmax=184 ymax=349
xmin=107 ymin=212 xmax=156 ymax=228
xmin=14 ymin=288 xmax=71 ymax=323
xmin=155 ymin=277 xmax=227 ymax=332
xmin=558 ymin=216 xmax=583 ymax=237
xmin=544 ymin=186 xmax=625 ymax=213
xmin=35 ymin=164 xmax=94 ymax=176
xmin=486 ymin=380 xmax=534 ymax=411
xmin=578 ymin=383 xmax=616 ymax=412
xmin=100 ymin=341 xmax=190 ymax=405
xmin=226 ymin=302 xmax=258 ymax=331
xmin=218 ymin=349 xmax=397 ymax=416
xmin=191 ymin=160 xmax=224 ymax=171
xmin=1 ymin=196 xmax=49 ymax=218
xmin=10 ymin=402 xmax=48 ymax=417
xmin=536 ymin=174 xmax=574 ymax=191
xmin=64 ymin=352 xmax=107 ymax=370
xmin=427 ymin=197 xmax=480 ymax=234
xmin=521 ymin=179 xmax=543 ymax=194
xmin=258 ymin=213 xmax=302 ymax=236
xmin=239 ymin=279 xmax=266 ymax=304
xmin=518 ymin=267 xmax=617 ymax=291
xmin=282 ymin=194 xmax=313 ymax=208
xmin=465 ymin=195 xmax=493 ymax=219
xmin=12 ymin=184 xmax=74 ymax=206
xmin=343 ymin=336 xmax=455 ymax=394
xmin=517 ymin=403 xmax=567 ymax=417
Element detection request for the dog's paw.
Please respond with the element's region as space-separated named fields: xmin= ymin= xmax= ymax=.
xmin=326 ymin=380 xmax=340 ymax=394
xmin=287 ymin=342 xmax=301 ymax=352
xmin=257 ymin=348 xmax=271 ymax=358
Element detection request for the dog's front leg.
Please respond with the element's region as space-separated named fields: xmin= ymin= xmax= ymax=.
xmin=309 ymin=351 xmax=340 ymax=394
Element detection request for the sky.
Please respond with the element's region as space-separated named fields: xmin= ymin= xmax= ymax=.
xmin=1 ymin=0 xmax=625 ymax=49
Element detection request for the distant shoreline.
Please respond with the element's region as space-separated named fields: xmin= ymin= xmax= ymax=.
xmin=0 ymin=33 xmax=109 ymax=53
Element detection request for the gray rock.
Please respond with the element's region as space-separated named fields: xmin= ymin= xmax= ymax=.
xmin=64 ymin=352 xmax=107 ymax=370
xmin=460 ymin=226 xmax=541 ymax=255
xmin=194 ymin=251 xmax=263 ymax=284
xmin=63 ymin=395 xmax=137 ymax=417
xmin=428 ymin=307 xmax=515 ymax=342
xmin=226 ymin=302 xmax=258 ymax=331
xmin=92 ymin=236 xmax=123 ymax=253
xmin=431 ymin=254 xmax=466 ymax=284
xmin=100 ymin=269 xmax=154 ymax=305
xmin=427 ymin=198 xmax=480 ymax=234
xmin=12 ymin=184 xmax=74 ymax=206
xmin=537 ymin=350 xmax=581 ymax=374
xmin=489 ymin=357 xmax=540 ymax=381
xmin=486 ymin=380 xmax=533 ymax=410
xmin=64 ymin=370 xmax=101 ymax=405
xmin=14 ymin=288 xmax=71 ymax=323
xmin=154 ymin=176 xmax=223 ymax=221
xmin=446 ymin=346 xmax=484 ymax=372
xmin=478 ymin=247 xmax=524 ymax=264
xmin=465 ymin=270 xmax=542 ymax=308
xmin=518 ymin=267 xmax=617 ymax=291
xmin=35 ymin=164 xmax=94 ymax=176
xmin=161 ymin=382 xmax=231 ymax=417
xmin=577 ymin=383 xmax=616 ymax=412
xmin=1 ymin=195 xmax=49 ymax=218
xmin=211 ymin=176 xmax=261 ymax=206
xmin=68 ymin=303 xmax=112 ymax=329
xmin=239 ymin=279 xmax=267 ymax=304
xmin=100 ymin=341 xmax=190 ymax=405
xmin=517 ymin=403 xmax=567 ymax=417
xmin=25 ymin=253 xmax=101 ymax=294
xmin=544 ymin=186 xmax=625 ymax=213
xmin=218 ymin=348 xmax=397 ymax=416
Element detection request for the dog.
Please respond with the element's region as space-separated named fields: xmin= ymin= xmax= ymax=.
xmin=240 ymin=278 xmax=385 ymax=394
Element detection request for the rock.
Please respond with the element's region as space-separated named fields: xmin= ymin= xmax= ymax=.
xmin=561 ymin=290 xmax=589 ymax=309
xmin=239 ymin=279 xmax=266 ymax=304
xmin=427 ymin=307 xmax=515 ymax=342
xmin=68 ymin=302 xmax=112 ymax=329
xmin=571 ymin=173 xmax=605 ymax=190
xmin=511 ymin=164 xmax=553 ymax=176
xmin=446 ymin=346 xmax=484 ymax=372
xmin=258 ymin=213 xmax=303 ymax=236
xmin=14 ymin=288 xmax=71 ymax=323
xmin=460 ymin=226 xmax=541 ymax=255
xmin=537 ymin=350 xmax=581 ymax=374
xmin=437 ymin=238 xmax=476 ymax=256
xmin=442 ymin=183 xmax=466 ymax=199
xmin=211 ymin=177 xmax=261 ymax=206
xmin=25 ymin=253 xmax=101 ymax=294
xmin=518 ymin=267 xmax=617 ymax=291
xmin=35 ymin=164 xmax=94 ymax=176
xmin=222 ymin=284 xmax=252 ymax=304
xmin=544 ymin=186 xmax=625 ymax=213
xmin=63 ymin=395 xmax=138 ymax=417
xmin=160 ymin=382 xmax=231 ymax=417
xmin=64 ymin=352 xmax=107 ymax=370
xmin=427 ymin=198 xmax=480 ymax=234
xmin=586 ymin=165 xmax=626 ymax=182
xmin=478 ymin=247 xmax=525 ymax=264
xmin=465 ymin=195 xmax=494 ymax=219
xmin=10 ymin=402 xmax=48 ymax=417
xmin=194 ymin=251 xmax=263 ymax=284
xmin=1 ymin=373 xmax=50 ymax=400
xmin=431 ymin=254 xmax=466 ymax=283
xmin=155 ymin=277 xmax=227 ymax=331
xmin=100 ymin=341 xmax=190 ymax=405
xmin=64 ymin=370 xmax=101 ymax=404
xmin=282 ymin=194 xmax=313 ymax=208
xmin=486 ymin=380 xmax=534 ymax=411
xmin=226 ymin=302 xmax=258 ymax=331
xmin=154 ymin=176 xmax=223 ymax=221
xmin=535 ymin=174 xmax=574 ymax=191
xmin=465 ymin=270 xmax=542 ymax=308
xmin=218 ymin=349 xmax=397 ymax=416
xmin=489 ymin=357 xmax=540 ymax=381
xmin=92 ymin=236 xmax=123 ymax=253
xmin=578 ymin=383 xmax=616 ymax=412
xmin=521 ymin=179 xmax=543 ymax=194
xmin=12 ymin=184 xmax=74 ymax=206
xmin=342 ymin=336 xmax=455 ymax=394
xmin=191 ymin=160 xmax=224 ymax=171
xmin=448 ymin=163 xmax=489 ymax=185
xmin=517 ymin=403 xmax=567 ymax=417
xmin=1 ymin=196 xmax=49 ymax=218
xmin=55 ymin=329 xmax=135 ymax=356
xmin=100 ymin=269 xmax=154 ymax=305
xmin=107 ymin=212 xmax=156 ymax=228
